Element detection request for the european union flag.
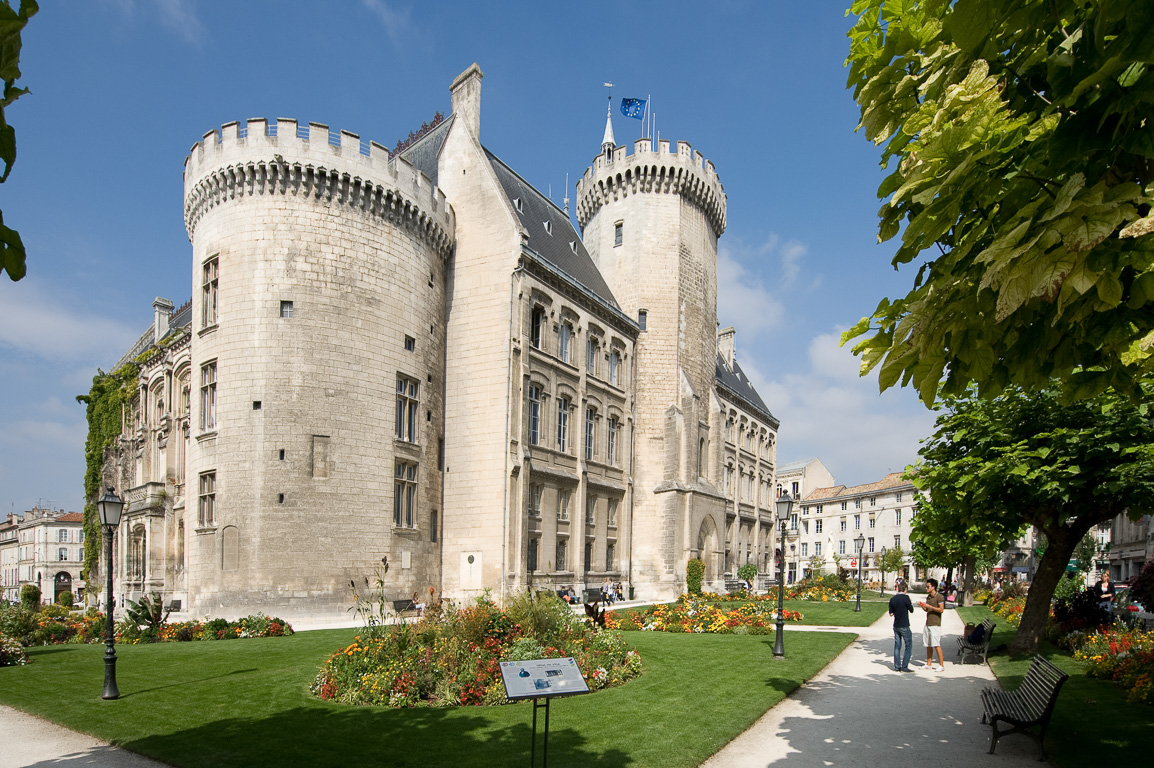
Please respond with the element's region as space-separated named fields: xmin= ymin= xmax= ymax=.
xmin=620 ymin=98 xmax=646 ymax=120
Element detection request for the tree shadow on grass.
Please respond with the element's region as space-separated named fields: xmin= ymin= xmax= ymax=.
xmin=121 ymin=668 xmax=258 ymax=697
xmin=122 ymin=701 xmax=632 ymax=768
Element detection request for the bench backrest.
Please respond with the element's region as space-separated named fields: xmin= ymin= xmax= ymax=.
xmin=1016 ymin=655 xmax=1068 ymax=722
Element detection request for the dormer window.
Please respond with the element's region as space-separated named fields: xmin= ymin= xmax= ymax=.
xmin=514 ymin=197 xmax=523 ymax=213
xmin=544 ymin=221 xmax=553 ymax=235
xmin=569 ymin=241 xmax=578 ymax=254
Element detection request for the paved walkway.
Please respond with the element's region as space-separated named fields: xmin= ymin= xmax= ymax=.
xmin=1 ymin=604 xmax=1046 ymax=768
xmin=703 ymin=604 xmax=1044 ymax=768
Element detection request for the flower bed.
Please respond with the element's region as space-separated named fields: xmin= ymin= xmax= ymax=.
xmin=987 ymin=595 xmax=1027 ymax=627
xmin=0 ymin=633 xmax=30 ymax=666
xmin=311 ymin=592 xmax=641 ymax=707
xmin=0 ymin=603 xmax=292 ymax=646
xmin=1074 ymin=627 xmax=1154 ymax=706
xmin=785 ymin=583 xmax=854 ymax=602
xmin=611 ymin=596 xmax=803 ymax=633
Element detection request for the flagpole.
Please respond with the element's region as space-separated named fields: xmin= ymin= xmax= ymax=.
xmin=645 ymin=94 xmax=651 ymax=140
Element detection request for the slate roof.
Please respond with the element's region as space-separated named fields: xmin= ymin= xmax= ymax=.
xmin=397 ymin=116 xmax=454 ymax=187
xmin=484 ymin=148 xmax=620 ymax=310
xmin=716 ymin=354 xmax=777 ymax=426
xmin=778 ymin=458 xmax=820 ymax=473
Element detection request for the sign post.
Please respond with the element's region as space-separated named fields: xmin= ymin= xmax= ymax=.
xmin=499 ymin=657 xmax=591 ymax=768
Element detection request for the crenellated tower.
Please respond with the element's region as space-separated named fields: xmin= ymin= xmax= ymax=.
xmin=181 ymin=118 xmax=454 ymax=619
xmin=577 ymin=134 xmax=728 ymax=598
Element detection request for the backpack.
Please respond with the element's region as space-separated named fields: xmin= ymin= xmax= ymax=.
xmin=967 ymin=625 xmax=985 ymax=644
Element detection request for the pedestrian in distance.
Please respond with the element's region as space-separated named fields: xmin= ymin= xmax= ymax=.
xmin=888 ymin=580 xmax=915 ymax=672
xmin=918 ymin=578 xmax=947 ymax=671
xmin=1095 ymin=571 xmax=1115 ymax=617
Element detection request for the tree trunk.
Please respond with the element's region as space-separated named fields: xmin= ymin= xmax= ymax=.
xmin=1009 ymin=522 xmax=1085 ymax=653
xmin=960 ymin=553 xmax=977 ymax=607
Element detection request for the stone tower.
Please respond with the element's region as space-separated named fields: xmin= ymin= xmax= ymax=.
xmin=181 ymin=120 xmax=454 ymax=617
xmin=576 ymin=130 xmax=728 ymax=599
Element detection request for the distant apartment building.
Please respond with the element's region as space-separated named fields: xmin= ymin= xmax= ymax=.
xmin=1110 ymin=512 xmax=1152 ymax=582
xmin=0 ymin=513 xmax=20 ymax=603
xmin=10 ymin=507 xmax=86 ymax=604
xmin=795 ymin=471 xmax=940 ymax=586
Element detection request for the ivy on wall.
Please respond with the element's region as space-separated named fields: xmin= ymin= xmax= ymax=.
xmin=75 ymin=364 xmax=137 ymax=589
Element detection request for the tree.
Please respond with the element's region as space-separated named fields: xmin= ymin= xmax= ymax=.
xmin=1131 ymin=558 xmax=1154 ymax=609
xmin=878 ymin=546 xmax=906 ymax=584
xmin=843 ymin=0 xmax=1154 ymax=405
xmin=808 ymin=554 xmax=827 ymax=576
xmin=913 ymin=381 xmax=1154 ymax=651
xmin=0 ymin=0 xmax=37 ymax=280
xmin=1072 ymin=530 xmax=1098 ymax=574
xmin=909 ymin=493 xmax=1012 ymax=606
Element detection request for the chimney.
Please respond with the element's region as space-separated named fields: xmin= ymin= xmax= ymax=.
xmin=718 ymin=327 xmax=736 ymax=367
xmin=153 ymin=297 xmax=174 ymax=343
xmin=450 ymin=63 xmax=483 ymax=139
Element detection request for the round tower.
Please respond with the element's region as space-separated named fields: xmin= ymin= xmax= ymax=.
xmin=182 ymin=119 xmax=454 ymax=619
xmin=576 ymin=135 xmax=727 ymax=599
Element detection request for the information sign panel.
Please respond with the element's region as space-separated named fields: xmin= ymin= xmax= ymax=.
xmin=499 ymin=658 xmax=590 ymax=700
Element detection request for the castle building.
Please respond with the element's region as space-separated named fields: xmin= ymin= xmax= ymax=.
xmin=95 ymin=65 xmax=779 ymax=619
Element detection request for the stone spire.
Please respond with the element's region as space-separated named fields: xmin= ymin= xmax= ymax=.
xmin=601 ymin=99 xmax=615 ymax=155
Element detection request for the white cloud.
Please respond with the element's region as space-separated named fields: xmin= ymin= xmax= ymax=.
xmin=362 ymin=0 xmax=412 ymax=46
xmin=717 ymin=243 xmax=784 ymax=335
xmin=0 ymin=279 xmax=141 ymax=365
xmin=748 ymin=331 xmax=937 ymax=487
xmin=156 ymin=0 xmax=206 ymax=45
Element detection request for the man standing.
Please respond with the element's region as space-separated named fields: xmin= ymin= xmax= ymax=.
xmin=888 ymin=581 xmax=915 ymax=671
xmin=918 ymin=578 xmax=947 ymax=671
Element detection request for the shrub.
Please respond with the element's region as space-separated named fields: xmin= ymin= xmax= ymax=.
xmin=20 ymin=584 xmax=41 ymax=610
xmin=125 ymin=593 xmax=171 ymax=637
xmin=40 ymin=603 xmax=68 ymax=620
xmin=737 ymin=563 xmax=758 ymax=590
xmin=1131 ymin=558 xmax=1154 ymax=610
xmin=312 ymin=591 xmax=640 ymax=707
xmin=56 ymin=591 xmax=74 ymax=608
xmin=0 ymin=634 xmax=29 ymax=666
xmin=686 ymin=558 xmax=704 ymax=596
xmin=1052 ymin=587 xmax=1109 ymax=636
xmin=0 ymin=604 xmax=37 ymax=644
xmin=1051 ymin=572 xmax=1086 ymax=603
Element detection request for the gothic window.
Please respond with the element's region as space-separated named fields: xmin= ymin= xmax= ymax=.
xmin=606 ymin=542 xmax=615 ymax=570
xmin=200 ymin=362 xmax=217 ymax=432
xmin=559 ymin=322 xmax=572 ymax=363
xmin=198 ymin=471 xmax=215 ymax=527
xmin=608 ymin=417 xmax=620 ymax=466
xmin=201 ymin=256 xmax=218 ymax=328
xmin=557 ymin=397 xmax=570 ymax=452
xmin=585 ymin=406 xmax=596 ymax=460
xmin=527 ymin=537 xmax=538 ymax=572
xmin=529 ymin=484 xmax=542 ymax=518
xmin=608 ymin=498 xmax=618 ymax=527
xmin=556 ymin=538 xmax=567 ymax=571
xmin=394 ymin=461 xmax=417 ymax=528
xmin=528 ymin=385 xmax=542 ymax=445
xmin=396 ymin=376 xmax=420 ymax=443
xmin=530 ymin=306 xmax=545 ymax=349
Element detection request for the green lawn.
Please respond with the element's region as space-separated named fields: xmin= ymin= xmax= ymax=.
xmin=955 ymin=605 xmax=1154 ymax=768
xmin=0 ymin=628 xmax=854 ymax=768
xmin=613 ymin=599 xmax=887 ymax=627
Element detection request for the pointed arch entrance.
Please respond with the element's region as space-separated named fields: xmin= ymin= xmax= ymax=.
xmin=696 ymin=516 xmax=720 ymax=582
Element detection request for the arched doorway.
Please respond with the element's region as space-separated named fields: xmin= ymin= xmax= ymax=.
xmin=696 ymin=516 xmax=719 ymax=581
xmin=54 ymin=572 xmax=72 ymax=603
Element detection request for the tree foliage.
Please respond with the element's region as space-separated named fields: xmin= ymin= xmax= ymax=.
xmin=878 ymin=545 xmax=906 ymax=577
xmin=843 ymin=0 xmax=1154 ymax=405
xmin=0 ymin=0 xmax=37 ymax=281
xmin=912 ymin=381 xmax=1154 ymax=651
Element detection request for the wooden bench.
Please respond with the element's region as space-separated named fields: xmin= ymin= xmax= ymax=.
xmin=956 ymin=618 xmax=996 ymax=663
xmin=723 ymin=579 xmax=745 ymax=593
xmin=980 ymin=654 xmax=1068 ymax=760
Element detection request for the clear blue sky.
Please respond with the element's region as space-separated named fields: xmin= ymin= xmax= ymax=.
xmin=0 ymin=0 xmax=936 ymax=515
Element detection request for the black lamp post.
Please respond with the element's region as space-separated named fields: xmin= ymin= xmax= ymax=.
xmin=772 ymin=492 xmax=794 ymax=660
xmin=854 ymin=532 xmax=865 ymax=613
xmin=97 ymin=487 xmax=124 ymax=700
xmin=880 ymin=546 xmax=888 ymax=597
